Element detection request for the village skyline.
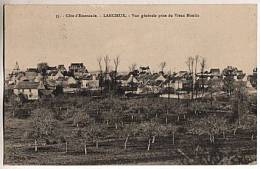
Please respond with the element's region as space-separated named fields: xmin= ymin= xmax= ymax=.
xmin=4 ymin=56 xmax=257 ymax=76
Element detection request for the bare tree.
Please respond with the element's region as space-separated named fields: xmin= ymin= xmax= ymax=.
xmin=97 ymin=57 xmax=103 ymax=94
xmin=86 ymin=123 xmax=106 ymax=149
xmin=129 ymin=63 xmax=137 ymax=72
xmin=97 ymin=57 xmax=103 ymax=73
xmin=186 ymin=57 xmax=192 ymax=73
xmin=113 ymin=56 xmax=120 ymax=90
xmin=138 ymin=119 xmax=166 ymax=151
xmin=159 ymin=61 xmax=167 ymax=73
xmin=194 ymin=55 xmax=199 ymax=76
xmin=200 ymin=57 xmax=206 ymax=73
xmin=200 ymin=57 xmax=206 ymax=95
xmin=113 ymin=56 xmax=120 ymax=73
xmin=186 ymin=56 xmax=201 ymax=100
xmin=194 ymin=55 xmax=200 ymax=99
xmin=104 ymin=55 xmax=110 ymax=75
xmin=103 ymin=55 xmax=111 ymax=93
xmin=166 ymin=123 xmax=179 ymax=145
xmin=120 ymin=123 xmax=140 ymax=150
xmin=186 ymin=57 xmax=194 ymax=100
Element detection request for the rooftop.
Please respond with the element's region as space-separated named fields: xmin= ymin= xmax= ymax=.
xmin=14 ymin=81 xmax=45 ymax=89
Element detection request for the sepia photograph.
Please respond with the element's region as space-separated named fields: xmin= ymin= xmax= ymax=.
xmin=2 ymin=4 xmax=257 ymax=165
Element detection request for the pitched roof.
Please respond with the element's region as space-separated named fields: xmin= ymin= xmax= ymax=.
xmin=46 ymin=79 xmax=56 ymax=86
xmin=82 ymin=74 xmax=97 ymax=80
xmin=140 ymin=66 xmax=150 ymax=70
xmin=117 ymin=74 xmax=130 ymax=81
xmin=70 ymin=63 xmax=84 ymax=67
xmin=14 ymin=81 xmax=45 ymax=89
xmin=210 ymin=68 xmax=220 ymax=73
xmin=176 ymin=71 xmax=188 ymax=78
xmin=26 ymin=68 xmax=37 ymax=72
xmin=58 ymin=65 xmax=67 ymax=71
xmin=47 ymin=66 xmax=57 ymax=70
xmin=127 ymin=75 xmax=139 ymax=83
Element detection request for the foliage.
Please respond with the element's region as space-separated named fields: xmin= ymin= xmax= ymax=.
xmin=32 ymin=108 xmax=56 ymax=138
xmin=84 ymin=123 xmax=107 ymax=144
xmin=189 ymin=115 xmax=228 ymax=143
xmin=72 ymin=108 xmax=92 ymax=127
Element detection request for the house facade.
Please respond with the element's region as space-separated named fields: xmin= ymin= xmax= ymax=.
xmin=81 ymin=75 xmax=99 ymax=89
xmin=139 ymin=66 xmax=151 ymax=74
xmin=69 ymin=63 xmax=88 ymax=78
xmin=13 ymin=81 xmax=45 ymax=100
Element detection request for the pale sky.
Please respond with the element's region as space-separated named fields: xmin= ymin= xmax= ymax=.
xmin=5 ymin=5 xmax=257 ymax=74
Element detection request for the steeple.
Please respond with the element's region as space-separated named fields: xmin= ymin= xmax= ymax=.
xmin=13 ymin=61 xmax=20 ymax=73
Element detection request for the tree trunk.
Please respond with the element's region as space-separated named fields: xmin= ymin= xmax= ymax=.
xmin=34 ymin=139 xmax=38 ymax=152
xmin=172 ymin=132 xmax=175 ymax=145
xmin=251 ymin=134 xmax=254 ymax=141
xmin=165 ymin=116 xmax=168 ymax=124
xmin=115 ymin=123 xmax=118 ymax=129
xmin=147 ymin=138 xmax=151 ymax=151
xmin=84 ymin=144 xmax=87 ymax=155
xmin=211 ymin=92 xmax=213 ymax=106
xmin=177 ymin=115 xmax=180 ymax=122
xmin=96 ymin=141 xmax=99 ymax=149
xmin=106 ymin=120 xmax=109 ymax=125
xmin=223 ymin=131 xmax=225 ymax=139
xmin=124 ymin=135 xmax=129 ymax=150
xmin=195 ymin=145 xmax=199 ymax=157
xmin=191 ymin=88 xmax=194 ymax=101
xmin=233 ymin=128 xmax=237 ymax=136
xmin=76 ymin=123 xmax=79 ymax=128
xmin=65 ymin=141 xmax=68 ymax=153
xmin=152 ymin=136 xmax=156 ymax=143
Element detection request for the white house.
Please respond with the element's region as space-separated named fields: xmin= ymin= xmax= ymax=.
xmin=54 ymin=71 xmax=64 ymax=80
xmin=155 ymin=74 xmax=166 ymax=82
xmin=48 ymin=70 xmax=64 ymax=80
xmin=173 ymin=79 xmax=184 ymax=90
xmin=126 ymin=74 xmax=139 ymax=84
xmin=63 ymin=76 xmax=79 ymax=93
xmin=67 ymin=76 xmax=77 ymax=85
xmin=13 ymin=81 xmax=45 ymax=100
xmin=81 ymin=75 xmax=99 ymax=89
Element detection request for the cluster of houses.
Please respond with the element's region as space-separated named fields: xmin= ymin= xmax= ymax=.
xmin=6 ymin=62 xmax=99 ymax=100
xmin=5 ymin=62 xmax=256 ymax=101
